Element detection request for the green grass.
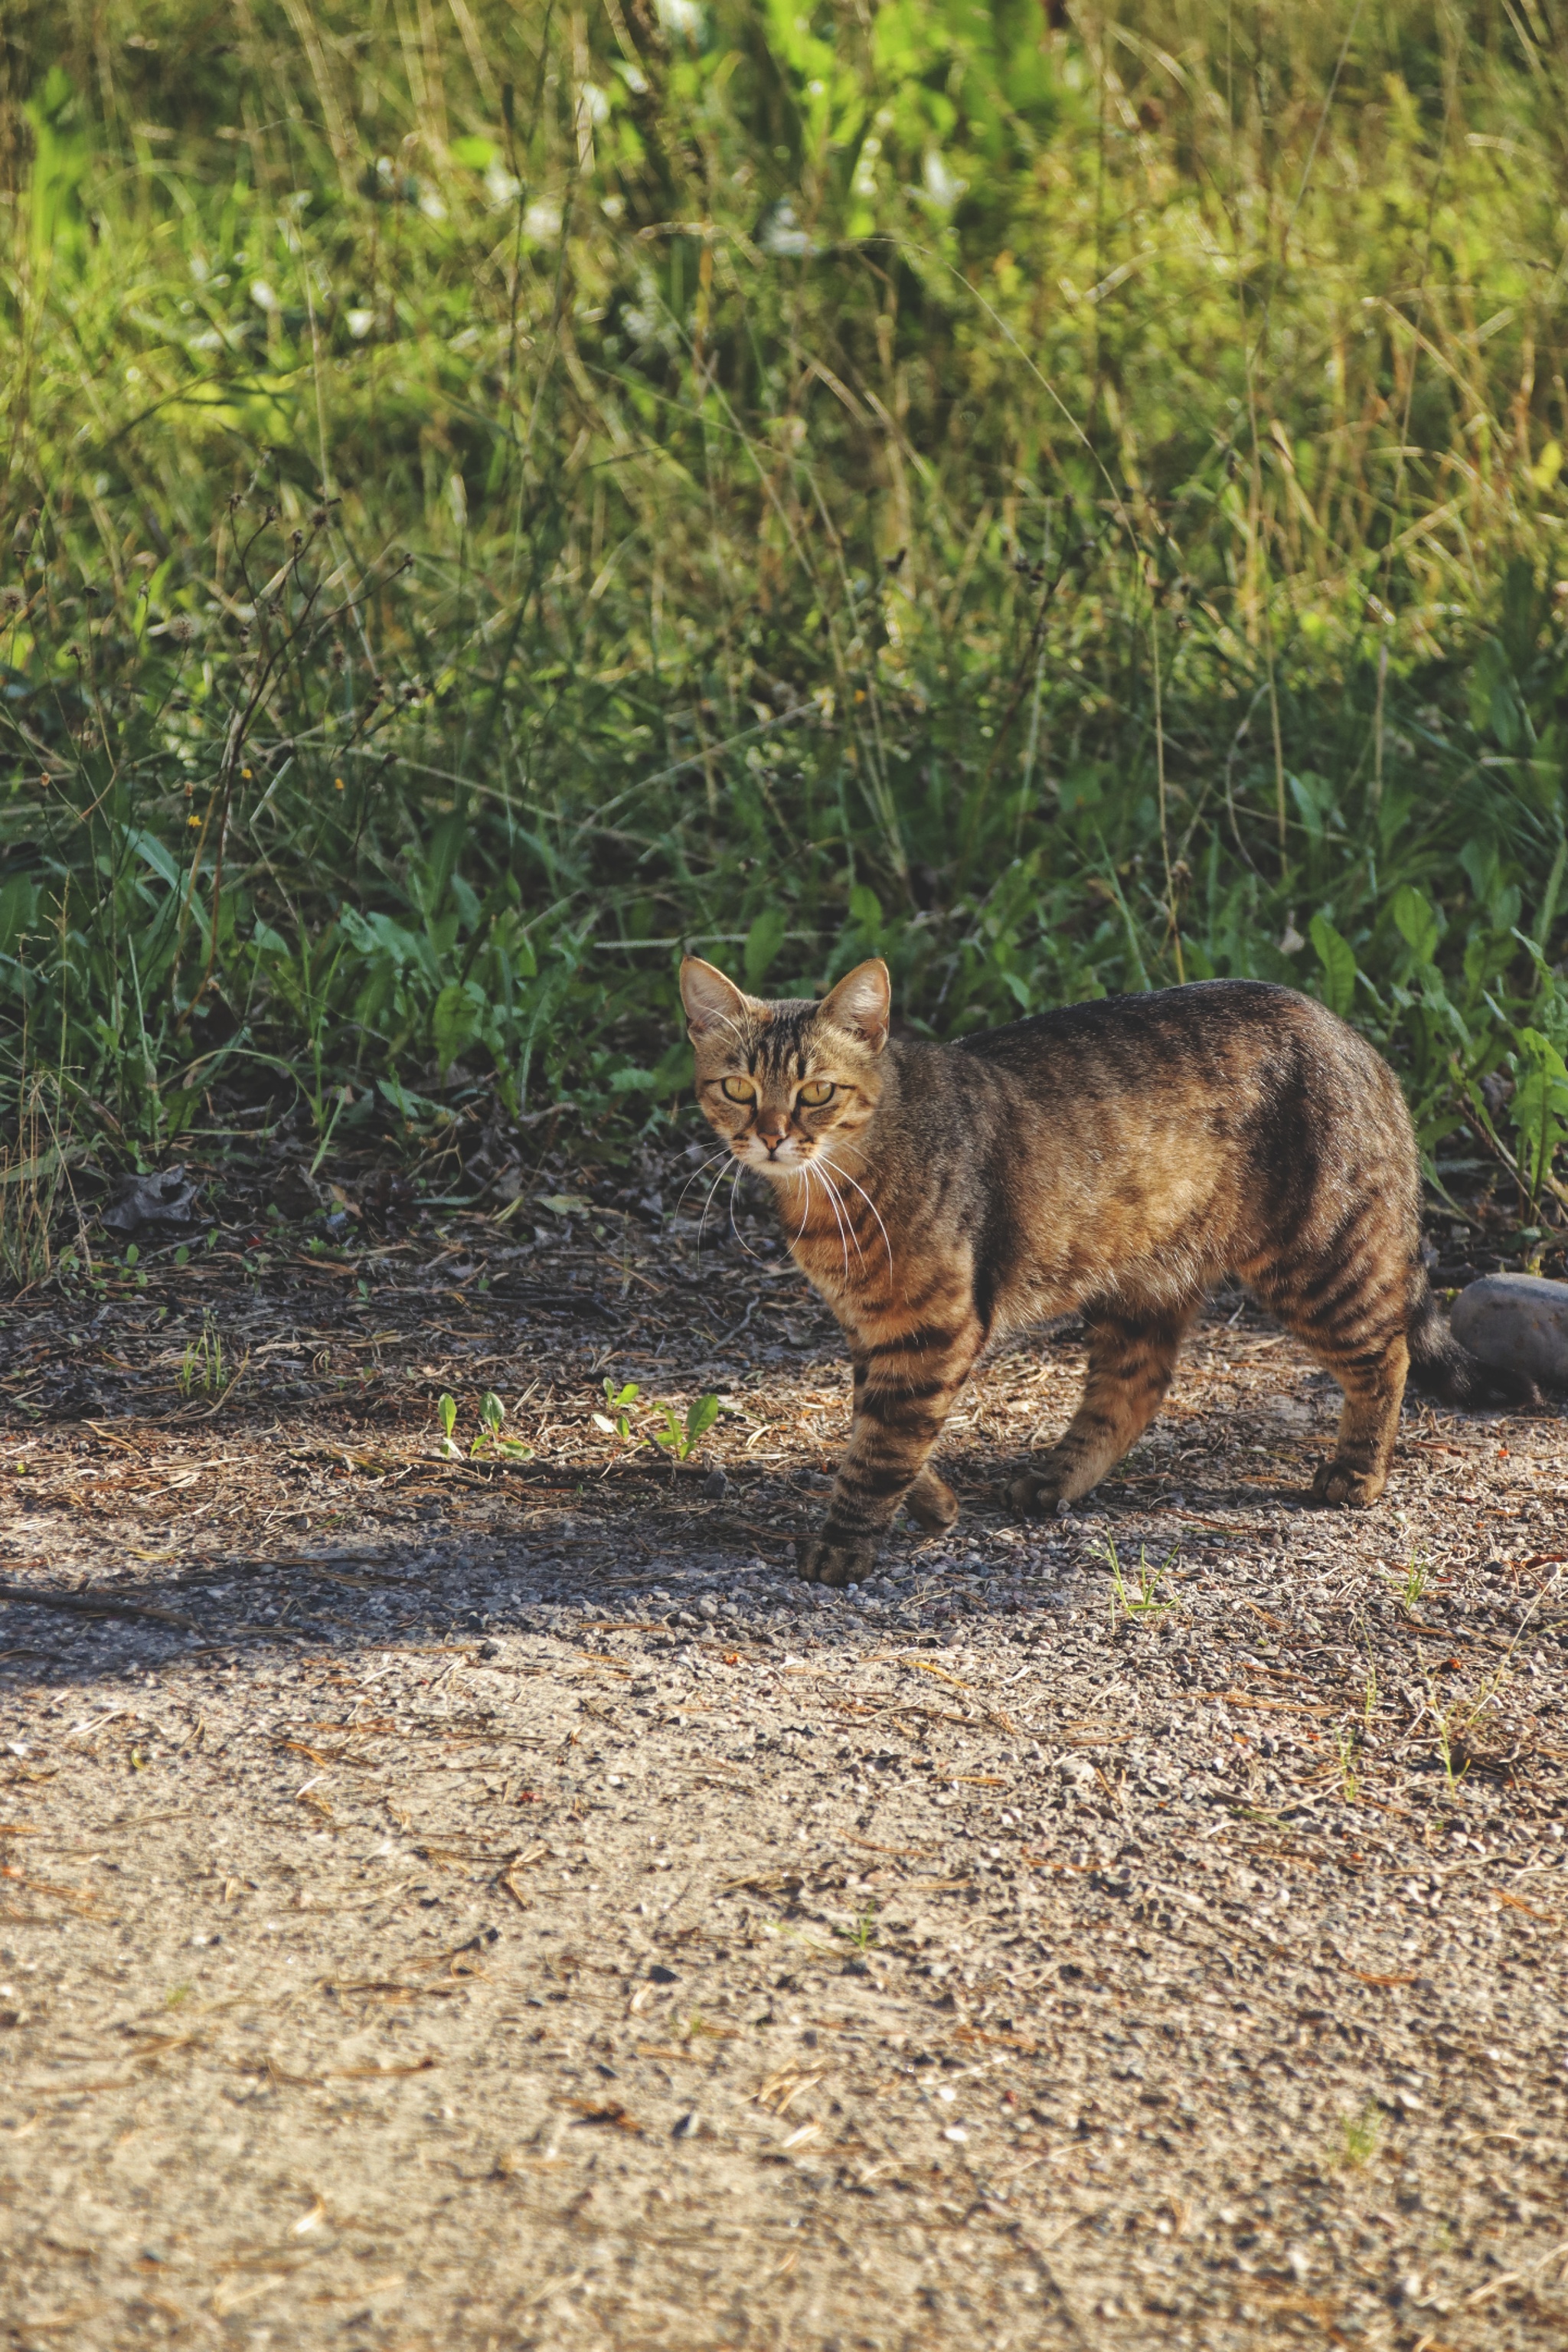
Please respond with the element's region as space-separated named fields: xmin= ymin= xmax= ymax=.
xmin=1 ymin=2 xmax=1566 ymax=1223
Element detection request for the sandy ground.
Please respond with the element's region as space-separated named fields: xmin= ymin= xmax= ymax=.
xmin=2 ymin=1187 xmax=1566 ymax=2350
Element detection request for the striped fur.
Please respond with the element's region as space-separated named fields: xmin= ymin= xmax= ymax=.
xmin=680 ymin=956 xmax=1514 ymax=1587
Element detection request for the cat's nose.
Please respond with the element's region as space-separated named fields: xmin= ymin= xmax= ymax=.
xmin=756 ymin=1116 xmax=787 ymax=1151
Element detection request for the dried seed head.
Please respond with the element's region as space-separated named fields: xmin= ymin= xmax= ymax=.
xmin=168 ymin=613 xmax=197 ymax=643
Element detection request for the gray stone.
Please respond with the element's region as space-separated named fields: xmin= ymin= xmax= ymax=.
xmin=1450 ymin=1272 xmax=1568 ymax=1390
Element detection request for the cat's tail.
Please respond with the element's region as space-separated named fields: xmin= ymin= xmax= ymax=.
xmin=1406 ymin=1266 xmax=1540 ymax=1408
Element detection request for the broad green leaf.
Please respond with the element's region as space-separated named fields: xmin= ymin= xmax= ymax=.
xmin=1511 ymin=1026 xmax=1568 ymax=1200
xmin=1390 ymin=887 xmax=1440 ymax=967
xmin=432 ymin=977 xmax=483 ymax=1075
xmin=743 ymin=906 xmax=789 ymax=989
xmin=1309 ymin=914 xmax=1356 ymax=1018
xmin=848 ymin=884 xmax=884 ymax=935
xmin=685 ymin=1392 xmax=721 ymax=1446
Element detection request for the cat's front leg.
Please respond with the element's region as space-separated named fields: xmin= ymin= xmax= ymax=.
xmin=797 ymin=1323 xmax=980 ymax=1585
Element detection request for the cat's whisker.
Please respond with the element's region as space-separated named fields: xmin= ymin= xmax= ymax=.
xmin=811 ymin=1158 xmax=859 ymax=1279
xmin=822 ymin=1156 xmax=893 ymax=1275
xmin=792 ymin=1162 xmax=816 ymax=1246
xmin=673 ymin=1148 xmax=733 ymax=1217
xmin=696 ymin=1158 xmax=735 ymax=1248
xmin=726 ymin=1162 xmax=767 ymax=1263
xmin=805 ymin=1155 xmax=851 ymax=1281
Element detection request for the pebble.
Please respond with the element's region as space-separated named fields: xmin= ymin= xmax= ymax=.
xmin=1450 ymin=1272 xmax=1568 ymax=1388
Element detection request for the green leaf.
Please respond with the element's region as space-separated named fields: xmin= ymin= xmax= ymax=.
xmin=1510 ymin=1025 xmax=1568 ymax=1204
xmin=439 ymin=1393 xmax=457 ymax=1442
xmin=1390 ymin=886 xmax=1440 ymax=967
xmin=743 ymin=906 xmax=789 ymax=990
xmin=479 ymin=1390 xmax=504 ymax=1432
xmin=848 ymin=883 xmax=884 ymax=936
xmin=1309 ymin=914 xmax=1357 ymax=1018
xmin=378 ymin=1076 xmax=444 ymax=1122
xmin=685 ymin=1392 xmax=721 ymax=1446
xmin=126 ymin=828 xmax=181 ymax=888
xmin=432 ymin=978 xmax=484 ymax=1076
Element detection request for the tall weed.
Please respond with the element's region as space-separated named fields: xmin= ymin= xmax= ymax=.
xmin=0 ymin=2 xmax=1562 ymax=1197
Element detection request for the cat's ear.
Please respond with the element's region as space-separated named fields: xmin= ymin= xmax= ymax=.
xmin=680 ymin=955 xmax=751 ymax=1038
xmin=819 ymin=958 xmax=891 ymax=1054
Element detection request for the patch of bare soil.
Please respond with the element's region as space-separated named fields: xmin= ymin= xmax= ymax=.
xmin=1 ymin=1187 xmax=1566 ymax=2350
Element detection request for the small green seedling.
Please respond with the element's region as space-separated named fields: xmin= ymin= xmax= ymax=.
xmin=838 ymin=1903 xmax=878 ymax=1953
xmin=1426 ymin=1658 xmax=1510 ymax=1788
xmin=1390 ymin=1551 xmax=1429 ymax=1613
xmin=593 ymin=1378 xmax=641 ymax=1441
xmin=471 ymin=1390 xmax=532 ymax=1460
xmin=438 ymin=1391 xmax=462 ymax=1459
xmin=1339 ymin=2102 xmax=1380 ymax=2167
xmin=1430 ymin=1687 xmax=1460 ymax=1787
xmin=650 ymin=1392 xmax=722 ymax=1462
xmin=1095 ymin=1537 xmax=1177 ymax=1628
xmin=1336 ymin=1724 xmax=1360 ymax=1803
xmin=176 ymin=1316 xmax=225 ymax=1399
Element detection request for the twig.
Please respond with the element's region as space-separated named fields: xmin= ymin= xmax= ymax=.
xmin=0 ymin=1582 xmax=200 ymax=1632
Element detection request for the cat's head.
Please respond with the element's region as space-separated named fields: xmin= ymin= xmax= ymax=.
xmin=679 ymin=955 xmax=891 ymax=1178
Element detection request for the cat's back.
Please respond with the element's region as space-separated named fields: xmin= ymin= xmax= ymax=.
xmin=951 ymin=978 xmax=1379 ymax=1105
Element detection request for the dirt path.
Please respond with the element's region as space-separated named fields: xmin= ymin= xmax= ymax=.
xmin=2 ymin=1199 xmax=1566 ymax=2350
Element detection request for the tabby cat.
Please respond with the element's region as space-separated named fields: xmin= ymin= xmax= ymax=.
xmin=681 ymin=956 xmax=1519 ymax=1586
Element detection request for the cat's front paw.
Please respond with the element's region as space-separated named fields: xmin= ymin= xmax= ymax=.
xmin=1308 ymin=1458 xmax=1386 ymax=1509
xmin=1005 ymin=1468 xmax=1070 ymax=1517
xmin=796 ymin=1532 xmax=880 ymax=1586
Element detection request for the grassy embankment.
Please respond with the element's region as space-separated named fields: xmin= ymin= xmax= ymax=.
xmin=1 ymin=0 xmax=1566 ymax=1277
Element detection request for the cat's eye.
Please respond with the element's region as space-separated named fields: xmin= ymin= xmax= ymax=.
xmin=798 ymin=1081 xmax=835 ymax=1108
xmin=720 ymin=1076 xmax=756 ymax=1105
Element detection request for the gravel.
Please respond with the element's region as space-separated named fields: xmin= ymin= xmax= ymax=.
xmin=0 ymin=1222 xmax=1565 ymax=2347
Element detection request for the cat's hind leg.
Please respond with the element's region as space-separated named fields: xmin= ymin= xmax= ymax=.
xmin=1247 ymin=1227 xmax=1411 ymax=1507
xmin=1007 ymin=1303 xmax=1197 ymax=1516
xmin=1305 ymin=1331 xmax=1407 ymax=1506
xmin=906 ymin=1464 xmax=959 ymax=1530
